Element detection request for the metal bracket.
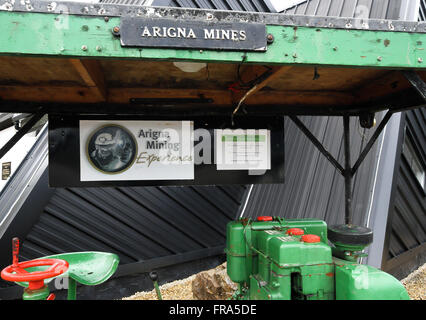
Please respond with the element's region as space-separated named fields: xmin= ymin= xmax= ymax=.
xmin=289 ymin=112 xmax=394 ymax=225
xmin=0 ymin=111 xmax=45 ymax=161
xmin=288 ymin=116 xmax=344 ymax=175
xmin=402 ymin=70 xmax=426 ymax=102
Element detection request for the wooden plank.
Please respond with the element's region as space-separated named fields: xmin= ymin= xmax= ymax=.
xmin=107 ymin=88 xmax=232 ymax=105
xmin=0 ymin=85 xmax=102 ymax=103
xmin=353 ymin=71 xmax=426 ymax=105
xmin=266 ymin=66 xmax=387 ymax=92
xmin=69 ymin=59 xmax=107 ymax=101
xmin=0 ymin=85 xmax=355 ymax=107
xmin=232 ymin=66 xmax=293 ymax=114
xmin=0 ymin=56 xmax=85 ymax=85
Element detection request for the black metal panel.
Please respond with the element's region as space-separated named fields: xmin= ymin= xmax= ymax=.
xmin=12 ymin=183 xmax=246 ymax=268
xmin=48 ymin=115 xmax=285 ymax=187
xmin=384 ymin=107 xmax=426 ymax=278
xmin=119 ymin=17 xmax=268 ymax=51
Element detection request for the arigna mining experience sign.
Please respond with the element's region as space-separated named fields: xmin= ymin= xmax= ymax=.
xmin=80 ymin=120 xmax=194 ymax=181
xmin=119 ymin=17 xmax=267 ymax=51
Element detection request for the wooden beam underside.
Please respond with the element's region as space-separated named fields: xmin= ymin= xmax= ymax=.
xmin=68 ymin=59 xmax=107 ymax=101
xmin=0 ymin=86 xmax=356 ymax=107
xmin=0 ymin=56 xmax=425 ymax=112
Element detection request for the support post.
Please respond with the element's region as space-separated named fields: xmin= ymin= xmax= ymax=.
xmin=343 ymin=115 xmax=353 ymax=226
xmin=67 ymin=277 xmax=77 ymax=300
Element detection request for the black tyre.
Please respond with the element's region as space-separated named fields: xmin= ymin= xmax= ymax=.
xmin=328 ymin=224 xmax=373 ymax=246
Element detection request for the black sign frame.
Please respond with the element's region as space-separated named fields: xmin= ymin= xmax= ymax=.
xmin=48 ymin=115 xmax=284 ymax=188
xmin=119 ymin=17 xmax=268 ymax=51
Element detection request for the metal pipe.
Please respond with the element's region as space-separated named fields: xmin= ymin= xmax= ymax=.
xmin=149 ymin=271 xmax=162 ymax=300
xmin=343 ymin=115 xmax=352 ymax=226
xmin=289 ymin=115 xmax=345 ymax=175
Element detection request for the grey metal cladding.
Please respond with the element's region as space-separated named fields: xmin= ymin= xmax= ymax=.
xmin=388 ymin=108 xmax=426 ymax=259
xmin=100 ymin=0 xmax=276 ymax=12
xmin=420 ymin=0 xmax=426 ymax=21
xmin=242 ymin=114 xmax=384 ymax=228
xmin=15 ymin=183 xmax=246 ymax=266
xmin=0 ymin=128 xmax=247 ymax=270
xmin=281 ymin=0 xmax=406 ymax=20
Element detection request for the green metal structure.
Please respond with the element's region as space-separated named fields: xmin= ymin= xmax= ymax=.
xmin=15 ymin=252 xmax=120 ymax=300
xmin=226 ymin=217 xmax=410 ymax=300
xmin=0 ymin=1 xmax=425 ymax=300
xmin=0 ymin=11 xmax=425 ymax=69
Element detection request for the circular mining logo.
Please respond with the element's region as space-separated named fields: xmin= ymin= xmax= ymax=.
xmin=87 ymin=125 xmax=137 ymax=174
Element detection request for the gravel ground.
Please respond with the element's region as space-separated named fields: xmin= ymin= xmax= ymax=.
xmin=123 ymin=263 xmax=426 ymax=300
xmin=122 ymin=275 xmax=196 ymax=300
xmin=401 ymin=263 xmax=426 ymax=300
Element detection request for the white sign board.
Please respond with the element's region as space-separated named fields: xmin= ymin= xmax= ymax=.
xmin=80 ymin=120 xmax=194 ymax=181
xmin=215 ymin=129 xmax=271 ymax=171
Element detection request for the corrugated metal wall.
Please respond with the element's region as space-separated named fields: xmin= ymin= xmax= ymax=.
xmin=242 ymin=115 xmax=384 ymax=228
xmin=241 ymin=0 xmax=396 ymax=227
xmin=383 ymin=108 xmax=426 ymax=279
xmin=420 ymin=0 xmax=426 ymax=20
xmin=18 ymin=184 xmax=246 ymax=264
xmin=282 ymin=0 xmax=404 ymax=20
xmin=100 ymin=0 xmax=276 ymax=12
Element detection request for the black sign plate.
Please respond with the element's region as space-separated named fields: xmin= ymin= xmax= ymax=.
xmin=119 ymin=17 xmax=267 ymax=51
xmin=48 ymin=115 xmax=284 ymax=188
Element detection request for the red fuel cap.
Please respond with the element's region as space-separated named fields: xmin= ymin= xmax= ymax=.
xmin=257 ymin=216 xmax=273 ymax=222
xmin=302 ymin=234 xmax=321 ymax=243
xmin=286 ymin=228 xmax=304 ymax=236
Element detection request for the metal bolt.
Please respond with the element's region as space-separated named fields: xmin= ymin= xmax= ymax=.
xmin=81 ymin=45 xmax=88 ymax=51
xmin=377 ymin=56 xmax=383 ymax=62
xmin=112 ymin=26 xmax=120 ymax=36
xmin=418 ymin=58 xmax=423 ymax=63
xmin=96 ymin=46 xmax=102 ymax=52
xmin=104 ymin=17 xmax=109 ymax=22
xmin=333 ymin=47 xmax=338 ymax=51
xmin=266 ymin=34 xmax=274 ymax=44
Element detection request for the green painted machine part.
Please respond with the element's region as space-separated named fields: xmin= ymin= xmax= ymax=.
xmin=334 ymin=258 xmax=410 ymax=300
xmin=149 ymin=271 xmax=163 ymax=300
xmin=226 ymin=217 xmax=409 ymax=300
xmin=22 ymin=285 xmax=52 ymax=301
xmin=15 ymin=252 xmax=120 ymax=300
xmin=328 ymin=224 xmax=373 ymax=262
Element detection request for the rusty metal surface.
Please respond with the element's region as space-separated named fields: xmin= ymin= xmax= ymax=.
xmin=1 ymin=0 xmax=426 ymax=33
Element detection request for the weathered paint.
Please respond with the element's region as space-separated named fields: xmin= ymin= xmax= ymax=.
xmin=0 ymin=11 xmax=425 ymax=69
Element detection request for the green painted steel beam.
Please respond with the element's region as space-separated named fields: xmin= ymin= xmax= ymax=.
xmin=0 ymin=11 xmax=425 ymax=69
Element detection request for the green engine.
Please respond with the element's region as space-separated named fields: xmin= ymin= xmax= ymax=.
xmin=226 ymin=217 xmax=410 ymax=300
